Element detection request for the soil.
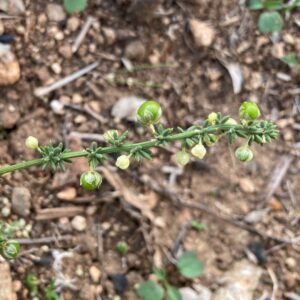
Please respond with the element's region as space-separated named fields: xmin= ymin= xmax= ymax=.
xmin=0 ymin=0 xmax=299 ymax=299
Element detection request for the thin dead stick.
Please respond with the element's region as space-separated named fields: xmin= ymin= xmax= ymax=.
xmin=171 ymin=221 xmax=191 ymax=258
xmin=34 ymin=62 xmax=99 ymax=97
xmin=64 ymin=103 xmax=107 ymax=124
xmin=72 ymin=16 xmax=94 ymax=53
xmin=263 ymin=155 xmax=293 ymax=202
xmin=16 ymin=235 xmax=72 ymax=245
xmin=69 ymin=132 xmax=105 ymax=142
xmin=268 ymin=267 xmax=278 ymax=300
xmin=286 ymin=180 xmax=297 ymax=208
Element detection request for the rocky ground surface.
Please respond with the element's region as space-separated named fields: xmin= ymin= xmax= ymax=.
xmin=0 ymin=0 xmax=299 ymax=299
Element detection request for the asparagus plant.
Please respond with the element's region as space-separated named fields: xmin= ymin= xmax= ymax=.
xmin=0 ymin=100 xmax=279 ymax=260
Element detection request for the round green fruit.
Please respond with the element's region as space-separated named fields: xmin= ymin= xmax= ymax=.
xmin=137 ymin=100 xmax=162 ymax=126
xmin=80 ymin=171 xmax=102 ymax=190
xmin=239 ymin=101 xmax=261 ymax=121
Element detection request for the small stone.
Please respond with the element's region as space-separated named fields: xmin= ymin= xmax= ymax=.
xmin=271 ymin=43 xmax=285 ymax=59
xmin=269 ymin=197 xmax=283 ymax=212
xmin=180 ymin=286 xmax=212 ymax=300
xmin=67 ymin=17 xmax=81 ymax=32
xmin=57 ymin=187 xmax=77 ymax=201
xmin=76 ymin=265 xmax=84 ymax=277
xmin=0 ymin=0 xmax=25 ymax=15
xmin=89 ymin=265 xmax=101 ymax=283
xmin=50 ymin=100 xmax=65 ymax=115
xmin=124 ymin=40 xmax=146 ymax=61
xmin=285 ymin=257 xmax=297 ymax=271
xmin=239 ymin=178 xmax=255 ymax=193
xmin=51 ymin=62 xmax=62 ymax=74
xmin=12 ymin=187 xmax=31 ymax=217
xmin=102 ymin=27 xmax=117 ymax=45
xmin=74 ymin=115 xmax=87 ymax=124
xmin=59 ymin=44 xmax=72 ymax=59
xmin=189 ymin=19 xmax=215 ymax=48
xmin=71 ymin=215 xmax=87 ymax=232
xmin=46 ymin=4 xmax=66 ymax=22
xmin=72 ymin=93 xmax=83 ymax=104
xmin=0 ymin=21 xmax=4 ymax=35
xmin=0 ymin=48 xmax=20 ymax=86
xmin=1 ymin=207 xmax=11 ymax=217
xmin=12 ymin=280 xmax=22 ymax=293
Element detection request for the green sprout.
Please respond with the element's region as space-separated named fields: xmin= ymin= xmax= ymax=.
xmin=136 ymin=251 xmax=204 ymax=300
xmin=248 ymin=0 xmax=300 ymax=33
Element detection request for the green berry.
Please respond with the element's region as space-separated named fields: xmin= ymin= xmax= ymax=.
xmin=239 ymin=101 xmax=261 ymax=121
xmin=116 ymin=241 xmax=129 ymax=255
xmin=116 ymin=155 xmax=130 ymax=170
xmin=176 ymin=150 xmax=190 ymax=166
xmin=0 ymin=240 xmax=20 ymax=260
xmin=80 ymin=171 xmax=102 ymax=190
xmin=25 ymin=136 xmax=39 ymax=150
xmin=191 ymin=143 xmax=206 ymax=159
xmin=235 ymin=146 xmax=253 ymax=162
xmin=103 ymin=130 xmax=119 ymax=144
xmin=137 ymin=100 xmax=162 ymax=126
xmin=208 ymin=112 xmax=218 ymax=125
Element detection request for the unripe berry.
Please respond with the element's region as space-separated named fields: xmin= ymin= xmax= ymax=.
xmin=116 ymin=155 xmax=130 ymax=170
xmin=25 ymin=136 xmax=39 ymax=150
xmin=137 ymin=100 xmax=162 ymax=126
xmin=235 ymin=146 xmax=253 ymax=162
xmin=176 ymin=150 xmax=190 ymax=166
xmin=103 ymin=130 xmax=119 ymax=143
xmin=116 ymin=241 xmax=129 ymax=255
xmin=208 ymin=112 xmax=218 ymax=125
xmin=191 ymin=143 xmax=206 ymax=159
xmin=239 ymin=101 xmax=261 ymax=121
xmin=0 ymin=240 xmax=20 ymax=260
xmin=80 ymin=171 xmax=102 ymax=190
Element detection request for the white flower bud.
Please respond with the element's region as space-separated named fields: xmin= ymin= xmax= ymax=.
xmin=176 ymin=151 xmax=190 ymax=166
xmin=191 ymin=143 xmax=206 ymax=159
xmin=25 ymin=136 xmax=39 ymax=150
xmin=116 ymin=155 xmax=130 ymax=170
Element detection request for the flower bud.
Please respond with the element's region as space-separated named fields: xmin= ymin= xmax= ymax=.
xmin=103 ymin=130 xmax=119 ymax=143
xmin=137 ymin=100 xmax=162 ymax=126
xmin=80 ymin=171 xmax=103 ymax=190
xmin=225 ymin=118 xmax=238 ymax=125
xmin=176 ymin=150 xmax=190 ymax=166
xmin=0 ymin=240 xmax=20 ymax=260
xmin=25 ymin=136 xmax=39 ymax=150
xmin=235 ymin=146 xmax=253 ymax=162
xmin=239 ymin=101 xmax=261 ymax=121
xmin=191 ymin=143 xmax=206 ymax=159
xmin=208 ymin=112 xmax=218 ymax=125
xmin=116 ymin=241 xmax=129 ymax=255
xmin=116 ymin=155 xmax=130 ymax=170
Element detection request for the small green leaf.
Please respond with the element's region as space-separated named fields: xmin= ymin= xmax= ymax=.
xmin=191 ymin=220 xmax=207 ymax=231
xmin=176 ymin=251 xmax=204 ymax=279
xmin=248 ymin=0 xmax=264 ymax=10
xmin=137 ymin=281 xmax=164 ymax=300
xmin=63 ymin=0 xmax=87 ymax=14
xmin=264 ymin=0 xmax=283 ymax=10
xmin=258 ymin=11 xmax=284 ymax=33
xmin=280 ymin=52 xmax=300 ymax=69
xmin=166 ymin=284 xmax=182 ymax=300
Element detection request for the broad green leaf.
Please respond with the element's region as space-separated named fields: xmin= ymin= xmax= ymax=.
xmin=190 ymin=220 xmax=207 ymax=231
xmin=137 ymin=281 xmax=164 ymax=300
xmin=166 ymin=284 xmax=182 ymax=300
xmin=258 ymin=11 xmax=284 ymax=33
xmin=248 ymin=0 xmax=264 ymax=10
xmin=263 ymin=0 xmax=283 ymax=10
xmin=63 ymin=0 xmax=87 ymax=14
xmin=280 ymin=52 xmax=300 ymax=69
xmin=176 ymin=251 xmax=204 ymax=279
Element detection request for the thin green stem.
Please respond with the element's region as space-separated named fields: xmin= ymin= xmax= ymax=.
xmin=0 ymin=124 xmax=271 ymax=176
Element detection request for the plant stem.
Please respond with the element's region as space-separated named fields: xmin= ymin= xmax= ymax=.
xmin=0 ymin=124 xmax=267 ymax=176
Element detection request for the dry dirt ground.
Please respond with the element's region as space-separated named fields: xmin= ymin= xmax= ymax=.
xmin=0 ymin=0 xmax=299 ymax=299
